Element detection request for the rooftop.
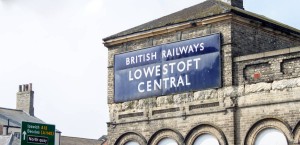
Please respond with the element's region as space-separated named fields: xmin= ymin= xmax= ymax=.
xmin=61 ymin=136 xmax=104 ymax=145
xmin=0 ymin=134 xmax=20 ymax=145
xmin=103 ymin=0 xmax=300 ymax=41
xmin=0 ymin=135 xmax=11 ymax=145
xmin=0 ymin=107 xmax=44 ymax=127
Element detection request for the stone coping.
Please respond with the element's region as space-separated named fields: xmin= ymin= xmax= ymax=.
xmin=234 ymin=46 xmax=300 ymax=62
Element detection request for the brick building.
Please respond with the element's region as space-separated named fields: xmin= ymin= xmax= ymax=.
xmin=0 ymin=84 xmax=105 ymax=145
xmin=103 ymin=0 xmax=300 ymax=145
xmin=60 ymin=135 xmax=106 ymax=145
xmin=0 ymin=84 xmax=61 ymax=145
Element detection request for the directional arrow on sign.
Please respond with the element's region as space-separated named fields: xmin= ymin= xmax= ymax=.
xmin=22 ymin=131 xmax=27 ymax=140
xmin=21 ymin=122 xmax=55 ymax=145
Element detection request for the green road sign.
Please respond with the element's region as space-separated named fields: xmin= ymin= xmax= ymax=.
xmin=21 ymin=121 xmax=55 ymax=145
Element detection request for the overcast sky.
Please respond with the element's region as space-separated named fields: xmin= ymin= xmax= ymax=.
xmin=0 ymin=0 xmax=299 ymax=139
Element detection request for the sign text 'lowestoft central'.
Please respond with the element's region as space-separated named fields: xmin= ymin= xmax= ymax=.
xmin=114 ymin=34 xmax=221 ymax=103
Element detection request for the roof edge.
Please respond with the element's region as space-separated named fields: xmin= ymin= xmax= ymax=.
xmin=103 ymin=0 xmax=234 ymax=42
xmin=103 ymin=9 xmax=300 ymax=47
xmin=231 ymin=8 xmax=300 ymax=35
xmin=0 ymin=107 xmax=23 ymax=112
xmin=103 ymin=13 xmax=233 ymax=47
xmin=61 ymin=136 xmax=101 ymax=141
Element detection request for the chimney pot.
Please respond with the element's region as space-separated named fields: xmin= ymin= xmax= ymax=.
xmin=19 ymin=85 xmax=22 ymax=92
xmin=17 ymin=83 xmax=34 ymax=116
xmin=220 ymin=0 xmax=244 ymax=9
xmin=29 ymin=83 xmax=32 ymax=91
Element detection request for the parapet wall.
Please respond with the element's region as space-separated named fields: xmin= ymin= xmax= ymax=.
xmin=232 ymin=19 xmax=300 ymax=57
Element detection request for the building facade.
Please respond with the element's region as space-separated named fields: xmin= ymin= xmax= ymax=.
xmin=103 ymin=0 xmax=300 ymax=145
xmin=0 ymin=84 xmax=61 ymax=145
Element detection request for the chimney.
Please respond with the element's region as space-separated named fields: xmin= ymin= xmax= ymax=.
xmin=220 ymin=0 xmax=244 ymax=9
xmin=16 ymin=83 xmax=34 ymax=116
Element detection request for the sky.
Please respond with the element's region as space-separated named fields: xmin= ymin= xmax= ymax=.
xmin=0 ymin=0 xmax=299 ymax=139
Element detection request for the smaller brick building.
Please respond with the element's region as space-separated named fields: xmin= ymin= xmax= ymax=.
xmin=0 ymin=84 xmax=104 ymax=145
xmin=103 ymin=0 xmax=300 ymax=145
xmin=60 ymin=135 xmax=106 ymax=145
xmin=0 ymin=84 xmax=62 ymax=145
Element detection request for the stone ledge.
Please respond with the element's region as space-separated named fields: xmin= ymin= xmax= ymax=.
xmin=238 ymin=87 xmax=300 ymax=107
xmin=272 ymin=78 xmax=300 ymax=90
xmin=245 ymin=82 xmax=272 ymax=94
xmin=116 ymin=112 xmax=148 ymax=124
xmin=113 ymin=106 xmax=227 ymax=125
xmin=234 ymin=46 xmax=300 ymax=62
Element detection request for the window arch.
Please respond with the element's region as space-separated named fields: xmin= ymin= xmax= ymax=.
xmin=185 ymin=124 xmax=227 ymax=145
xmin=244 ymin=118 xmax=292 ymax=145
xmin=124 ymin=141 xmax=140 ymax=145
xmin=148 ymin=129 xmax=183 ymax=145
xmin=193 ymin=134 xmax=219 ymax=145
xmin=114 ymin=132 xmax=146 ymax=145
xmin=157 ymin=138 xmax=178 ymax=145
xmin=254 ymin=128 xmax=287 ymax=145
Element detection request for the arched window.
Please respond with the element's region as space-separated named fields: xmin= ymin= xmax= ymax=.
xmin=193 ymin=134 xmax=219 ymax=145
xmin=157 ymin=138 xmax=178 ymax=145
xmin=254 ymin=128 xmax=288 ymax=145
xmin=124 ymin=141 xmax=139 ymax=145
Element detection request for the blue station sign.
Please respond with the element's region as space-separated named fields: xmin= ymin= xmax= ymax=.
xmin=114 ymin=33 xmax=221 ymax=103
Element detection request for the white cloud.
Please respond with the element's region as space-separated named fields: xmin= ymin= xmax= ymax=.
xmin=84 ymin=0 xmax=105 ymax=16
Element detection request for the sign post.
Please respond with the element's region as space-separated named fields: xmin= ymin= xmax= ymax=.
xmin=21 ymin=121 xmax=55 ymax=145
